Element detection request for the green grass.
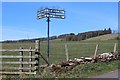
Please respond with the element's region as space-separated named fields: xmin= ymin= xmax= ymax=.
xmin=38 ymin=60 xmax=119 ymax=78
xmin=1 ymin=40 xmax=119 ymax=78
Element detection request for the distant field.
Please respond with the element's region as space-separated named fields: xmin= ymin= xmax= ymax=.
xmin=1 ymin=39 xmax=119 ymax=78
xmin=84 ymin=34 xmax=118 ymax=41
xmin=2 ymin=40 xmax=118 ymax=64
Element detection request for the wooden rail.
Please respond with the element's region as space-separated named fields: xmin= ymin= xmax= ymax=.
xmin=0 ymin=72 xmax=36 ymax=75
xmin=0 ymin=56 xmax=36 ymax=58
xmin=0 ymin=61 xmax=37 ymax=64
xmin=0 ymin=67 xmax=36 ymax=70
xmin=0 ymin=40 xmax=40 ymax=75
xmin=0 ymin=49 xmax=35 ymax=52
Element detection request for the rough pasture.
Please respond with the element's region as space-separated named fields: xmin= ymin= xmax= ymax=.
xmin=1 ymin=40 xmax=119 ymax=78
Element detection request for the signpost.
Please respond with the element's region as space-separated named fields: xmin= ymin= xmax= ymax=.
xmin=37 ymin=8 xmax=65 ymax=64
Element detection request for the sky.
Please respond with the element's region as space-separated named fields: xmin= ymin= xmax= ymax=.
xmin=1 ymin=0 xmax=119 ymax=2
xmin=1 ymin=2 xmax=118 ymax=41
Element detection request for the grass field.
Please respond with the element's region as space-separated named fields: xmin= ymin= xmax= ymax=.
xmin=1 ymin=39 xmax=119 ymax=78
xmin=2 ymin=40 xmax=118 ymax=64
xmin=85 ymin=34 xmax=118 ymax=41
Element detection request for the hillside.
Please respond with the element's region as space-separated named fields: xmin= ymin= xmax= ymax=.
xmin=84 ymin=34 xmax=118 ymax=41
xmin=2 ymin=28 xmax=112 ymax=43
xmin=2 ymin=39 xmax=119 ymax=78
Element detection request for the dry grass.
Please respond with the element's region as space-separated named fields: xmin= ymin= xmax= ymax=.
xmin=84 ymin=34 xmax=118 ymax=41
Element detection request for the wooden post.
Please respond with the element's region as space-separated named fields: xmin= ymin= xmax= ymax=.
xmin=34 ymin=52 xmax=39 ymax=74
xmin=29 ymin=47 xmax=32 ymax=72
xmin=19 ymin=47 xmax=23 ymax=72
xmin=94 ymin=44 xmax=98 ymax=59
xmin=65 ymin=44 xmax=69 ymax=61
xmin=35 ymin=40 xmax=40 ymax=73
xmin=35 ymin=40 xmax=40 ymax=52
xmin=35 ymin=40 xmax=49 ymax=65
xmin=113 ymin=43 xmax=117 ymax=53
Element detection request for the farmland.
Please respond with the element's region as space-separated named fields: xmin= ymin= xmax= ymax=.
xmin=85 ymin=34 xmax=118 ymax=41
xmin=1 ymin=38 xmax=119 ymax=78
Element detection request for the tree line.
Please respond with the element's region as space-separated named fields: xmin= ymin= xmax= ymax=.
xmin=58 ymin=28 xmax=112 ymax=41
xmin=2 ymin=28 xmax=112 ymax=43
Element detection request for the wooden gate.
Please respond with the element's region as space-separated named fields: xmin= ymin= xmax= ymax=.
xmin=0 ymin=40 xmax=40 ymax=75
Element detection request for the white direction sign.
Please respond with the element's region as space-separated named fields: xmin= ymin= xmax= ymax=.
xmin=37 ymin=14 xmax=65 ymax=19
xmin=37 ymin=8 xmax=65 ymax=14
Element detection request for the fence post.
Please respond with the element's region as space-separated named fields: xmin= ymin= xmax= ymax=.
xmin=35 ymin=40 xmax=40 ymax=52
xmin=35 ymin=40 xmax=49 ymax=66
xmin=19 ymin=47 xmax=23 ymax=72
xmin=65 ymin=44 xmax=69 ymax=61
xmin=29 ymin=47 xmax=32 ymax=72
xmin=34 ymin=40 xmax=40 ymax=74
xmin=94 ymin=44 xmax=98 ymax=59
xmin=113 ymin=43 xmax=117 ymax=53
